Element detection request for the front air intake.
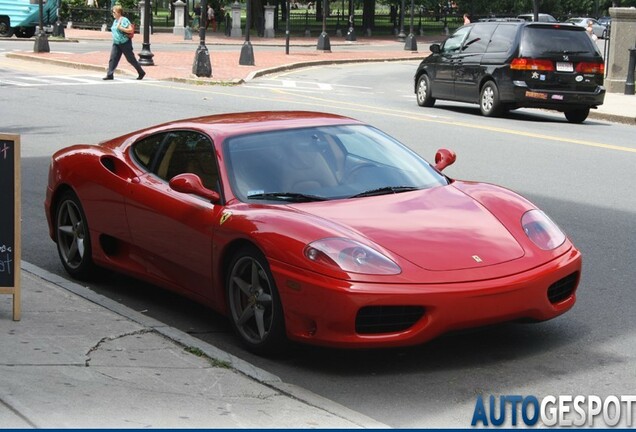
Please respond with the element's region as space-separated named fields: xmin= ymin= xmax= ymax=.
xmin=547 ymin=272 xmax=579 ymax=304
xmin=355 ymin=305 xmax=425 ymax=334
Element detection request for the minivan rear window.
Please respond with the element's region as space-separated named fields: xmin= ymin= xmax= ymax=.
xmin=520 ymin=27 xmax=598 ymax=57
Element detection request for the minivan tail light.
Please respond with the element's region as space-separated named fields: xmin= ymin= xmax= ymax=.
xmin=510 ymin=58 xmax=555 ymax=71
xmin=576 ymin=62 xmax=604 ymax=74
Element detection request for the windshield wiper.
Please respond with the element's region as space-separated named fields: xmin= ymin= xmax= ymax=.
xmin=246 ymin=192 xmax=328 ymax=202
xmin=543 ymin=50 xmax=588 ymax=54
xmin=350 ymin=186 xmax=419 ymax=198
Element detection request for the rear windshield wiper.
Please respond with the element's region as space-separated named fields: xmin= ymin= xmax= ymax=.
xmin=246 ymin=192 xmax=328 ymax=202
xmin=350 ymin=186 xmax=419 ymax=198
xmin=542 ymin=50 xmax=589 ymax=55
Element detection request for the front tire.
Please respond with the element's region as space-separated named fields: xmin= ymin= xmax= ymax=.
xmin=14 ymin=27 xmax=35 ymax=38
xmin=416 ymin=74 xmax=436 ymax=107
xmin=564 ymin=108 xmax=590 ymax=124
xmin=480 ymin=81 xmax=502 ymax=117
xmin=0 ymin=23 xmax=13 ymax=38
xmin=55 ymin=190 xmax=96 ymax=279
xmin=226 ymin=245 xmax=286 ymax=355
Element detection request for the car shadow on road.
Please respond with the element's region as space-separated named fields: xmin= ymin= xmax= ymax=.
xmin=426 ymin=103 xmax=611 ymax=125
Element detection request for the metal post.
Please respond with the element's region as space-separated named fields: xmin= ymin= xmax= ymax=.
xmin=316 ymin=0 xmax=330 ymax=51
xmin=397 ymin=0 xmax=406 ymax=42
xmin=345 ymin=0 xmax=355 ymax=41
xmin=53 ymin=0 xmax=65 ymax=37
xmin=285 ymin=0 xmax=290 ymax=54
xmin=34 ymin=0 xmax=50 ymax=53
xmin=139 ymin=0 xmax=155 ymax=65
xmin=192 ymin=0 xmax=212 ymax=76
xmin=239 ymin=0 xmax=254 ymax=65
xmin=404 ymin=0 xmax=416 ymax=51
xmin=625 ymin=47 xmax=636 ymax=95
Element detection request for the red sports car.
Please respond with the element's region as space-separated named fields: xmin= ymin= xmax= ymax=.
xmin=45 ymin=111 xmax=581 ymax=354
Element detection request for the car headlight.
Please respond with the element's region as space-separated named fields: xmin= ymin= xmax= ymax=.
xmin=522 ymin=209 xmax=566 ymax=251
xmin=304 ymin=238 xmax=401 ymax=275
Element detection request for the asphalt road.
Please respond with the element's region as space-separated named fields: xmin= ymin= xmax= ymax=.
xmin=3 ymin=53 xmax=635 ymax=427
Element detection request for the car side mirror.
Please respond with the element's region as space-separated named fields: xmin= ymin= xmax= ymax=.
xmin=169 ymin=173 xmax=220 ymax=202
xmin=430 ymin=43 xmax=441 ymax=54
xmin=434 ymin=148 xmax=456 ymax=171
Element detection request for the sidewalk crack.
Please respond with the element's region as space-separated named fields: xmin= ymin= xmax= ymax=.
xmin=85 ymin=329 xmax=152 ymax=367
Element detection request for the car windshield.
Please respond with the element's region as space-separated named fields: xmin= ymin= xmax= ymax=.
xmin=224 ymin=124 xmax=448 ymax=203
xmin=520 ymin=27 xmax=598 ymax=56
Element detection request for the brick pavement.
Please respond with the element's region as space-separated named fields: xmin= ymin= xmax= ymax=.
xmin=16 ymin=28 xmax=427 ymax=82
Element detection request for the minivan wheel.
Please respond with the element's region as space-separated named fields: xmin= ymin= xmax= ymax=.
xmin=480 ymin=81 xmax=502 ymax=117
xmin=416 ymin=74 xmax=436 ymax=107
xmin=564 ymin=108 xmax=590 ymax=124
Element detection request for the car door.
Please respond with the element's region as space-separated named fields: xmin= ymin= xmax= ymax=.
xmin=125 ymin=130 xmax=223 ymax=302
xmin=434 ymin=26 xmax=470 ymax=99
xmin=453 ymin=23 xmax=496 ymax=102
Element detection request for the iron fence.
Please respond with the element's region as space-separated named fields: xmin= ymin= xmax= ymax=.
xmin=63 ymin=5 xmax=462 ymax=37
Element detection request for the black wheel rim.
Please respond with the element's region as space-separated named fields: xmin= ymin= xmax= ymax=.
xmin=228 ymin=256 xmax=274 ymax=345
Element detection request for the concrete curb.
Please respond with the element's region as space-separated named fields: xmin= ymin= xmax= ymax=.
xmin=20 ymin=261 xmax=390 ymax=429
xmin=244 ymin=56 xmax=418 ymax=81
xmin=588 ymin=110 xmax=636 ymax=125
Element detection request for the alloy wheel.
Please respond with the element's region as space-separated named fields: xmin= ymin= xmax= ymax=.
xmin=228 ymin=256 xmax=275 ymax=346
xmin=56 ymin=199 xmax=87 ymax=270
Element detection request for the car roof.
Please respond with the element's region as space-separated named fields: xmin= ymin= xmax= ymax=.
xmin=110 ymin=111 xmax=364 ymax=146
xmin=473 ymin=20 xmax=585 ymax=31
xmin=183 ymin=111 xmax=361 ymax=134
xmin=516 ymin=13 xmax=557 ymax=22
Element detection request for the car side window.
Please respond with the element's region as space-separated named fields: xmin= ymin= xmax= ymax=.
xmin=442 ymin=27 xmax=470 ymax=54
xmin=132 ymin=133 xmax=165 ymax=170
xmin=461 ymin=24 xmax=496 ymax=54
xmin=485 ymin=24 xmax=517 ymax=53
xmin=154 ymin=131 xmax=220 ymax=192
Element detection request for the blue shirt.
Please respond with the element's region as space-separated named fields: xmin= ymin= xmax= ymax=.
xmin=111 ymin=17 xmax=131 ymax=45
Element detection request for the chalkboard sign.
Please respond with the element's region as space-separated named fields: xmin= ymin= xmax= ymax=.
xmin=0 ymin=134 xmax=21 ymax=321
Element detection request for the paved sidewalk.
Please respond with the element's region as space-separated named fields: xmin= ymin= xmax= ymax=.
xmin=0 ymin=262 xmax=388 ymax=428
xmin=5 ymin=28 xmax=636 ymax=125
xmin=7 ymin=28 xmax=421 ymax=83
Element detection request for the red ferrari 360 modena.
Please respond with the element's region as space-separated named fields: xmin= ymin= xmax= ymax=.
xmin=45 ymin=111 xmax=581 ymax=354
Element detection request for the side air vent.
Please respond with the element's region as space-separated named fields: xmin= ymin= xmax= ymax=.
xmin=101 ymin=157 xmax=116 ymax=174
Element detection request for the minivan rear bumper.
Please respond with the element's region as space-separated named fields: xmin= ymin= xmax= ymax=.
xmin=508 ymin=82 xmax=606 ymax=110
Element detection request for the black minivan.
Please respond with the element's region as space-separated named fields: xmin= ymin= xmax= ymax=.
xmin=414 ymin=20 xmax=606 ymax=123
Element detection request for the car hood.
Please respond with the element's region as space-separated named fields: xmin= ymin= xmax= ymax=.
xmin=290 ymin=185 xmax=525 ymax=271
